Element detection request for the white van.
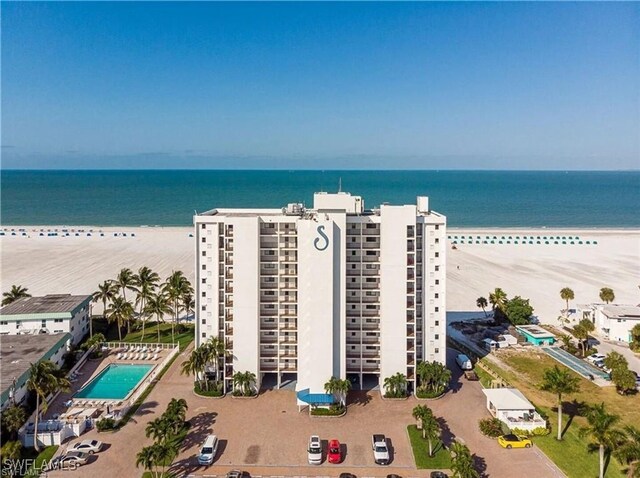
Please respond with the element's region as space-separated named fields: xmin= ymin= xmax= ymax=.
xmin=197 ymin=435 xmax=219 ymax=466
xmin=456 ymin=354 xmax=473 ymax=370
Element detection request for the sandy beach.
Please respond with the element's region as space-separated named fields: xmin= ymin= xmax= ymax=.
xmin=1 ymin=226 xmax=638 ymax=323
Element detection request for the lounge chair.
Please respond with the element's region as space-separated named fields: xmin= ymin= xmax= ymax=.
xmin=117 ymin=353 xmax=123 ymax=360
xmin=152 ymin=353 xmax=158 ymax=360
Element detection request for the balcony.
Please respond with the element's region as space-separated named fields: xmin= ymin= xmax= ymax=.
xmin=261 ymin=281 xmax=277 ymax=290
xmin=280 ymin=279 xmax=297 ymax=289
xmin=361 ymin=365 xmax=380 ymax=372
xmin=260 ymin=320 xmax=277 ymax=330
xmin=361 ymin=295 xmax=379 ymax=303
xmin=346 ymin=269 xmax=362 ymax=277
xmin=346 ymin=242 xmax=361 ymax=249
xmin=260 ymin=295 xmax=277 ymax=303
xmin=260 ymin=254 xmax=278 ymax=263
xmin=280 ymin=254 xmax=297 ymax=263
xmin=260 ymin=226 xmax=277 ymax=236
xmin=260 ymin=363 xmax=277 ymax=371
xmin=225 ymin=299 xmax=234 ymax=307
xmin=362 ymin=268 xmax=379 ymax=277
xmin=362 ymin=254 xmax=380 ymax=262
xmin=362 ymin=241 xmax=380 ymax=250
xmin=260 ymin=349 xmax=277 ymax=357
xmin=279 ymin=295 xmax=296 ymax=303
xmin=225 ymin=326 xmax=233 ymax=335
xmin=260 ymin=308 xmax=277 ymax=317
xmin=260 ymin=240 xmax=278 ymax=249
xmin=280 ymin=239 xmax=297 ymax=248
xmin=280 ymin=322 xmax=297 ymax=330
xmin=260 ymin=334 xmax=277 ymax=344
xmin=279 ymin=268 xmax=297 ymax=276
xmin=362 ymin=227 xmax=380 ymax=236
xmin=260 ymin=267 xmax=277 ymax=276
xmin=362 ymin=282 xmax=379 ymax=290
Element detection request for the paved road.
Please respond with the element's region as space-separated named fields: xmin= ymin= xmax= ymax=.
xmin=592 ymin=336 xmax=640 ymax=374
xmin=45 ymin=345 xmax=564 ymax=478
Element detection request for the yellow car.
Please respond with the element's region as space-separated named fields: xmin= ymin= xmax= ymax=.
xmin=497 ymin=434 xmax=533 ymax=449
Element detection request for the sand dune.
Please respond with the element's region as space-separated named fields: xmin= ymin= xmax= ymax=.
xmin=1 ymin=226 xmax=638 ymax=323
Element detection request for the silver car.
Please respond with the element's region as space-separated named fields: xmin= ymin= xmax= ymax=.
xmin=70 ymin=439 xmax=104 ymax=454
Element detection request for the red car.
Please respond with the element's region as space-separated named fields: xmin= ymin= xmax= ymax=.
xmin=328 ymin=439 xmax=342 ymax=464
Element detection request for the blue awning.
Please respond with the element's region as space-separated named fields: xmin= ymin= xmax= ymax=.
xmin=296 ymin=388 xmax=334 ymax=405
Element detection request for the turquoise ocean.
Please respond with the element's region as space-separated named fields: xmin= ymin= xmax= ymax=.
xmin=1 ymin=170 xmax=638 ymax=227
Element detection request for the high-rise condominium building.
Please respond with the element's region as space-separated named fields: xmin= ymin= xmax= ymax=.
xmin=194 ymin=192 xmax=446 ymax=400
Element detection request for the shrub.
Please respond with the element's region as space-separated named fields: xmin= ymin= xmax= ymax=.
xmin=584 ymin=348 xmax=597 ymax=357
xmin=511 ymin=426 xmax=550 ymax=437
xmin=96 ymin=417 xmax=117 ymax=431
xmin=416 ymin=389 xmax=445 ymax=399
xmin=479 ymin=418 xmax=504 ymax=438
xmin=194 ymin=382 xmax=224 ymax=397
xmin=310 ymin=404 xmax=345 ymax=416
xmin=384 ymin=390 xmax=407 ymax=399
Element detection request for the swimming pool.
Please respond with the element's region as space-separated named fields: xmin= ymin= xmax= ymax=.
xmin=75 ymin=364 xmax=153 ymax=400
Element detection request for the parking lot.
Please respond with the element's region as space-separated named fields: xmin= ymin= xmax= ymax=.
xmin=46 ymin=346 xmax=564 ymax=478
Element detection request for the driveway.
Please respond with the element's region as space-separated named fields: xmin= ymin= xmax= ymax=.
xmin=46 ymin=346 xmax=564 ymax=478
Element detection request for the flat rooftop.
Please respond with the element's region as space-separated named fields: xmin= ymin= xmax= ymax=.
xmin=601 ymin=305 xmax=640 ymax=320
xmin=516 ymin=325 xmax=556 ymax=337
xmin=0 ymin=333 xmax=71 ymax=398
xmin=0 ymin=294 xmax=91 ymax=316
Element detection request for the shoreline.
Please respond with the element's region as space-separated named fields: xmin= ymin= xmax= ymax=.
xmin=3 ymin=224 xmax=640 ymax=232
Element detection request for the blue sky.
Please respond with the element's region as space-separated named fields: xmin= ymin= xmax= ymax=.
xmin=2 ymin=2 xmax=638 ymax=170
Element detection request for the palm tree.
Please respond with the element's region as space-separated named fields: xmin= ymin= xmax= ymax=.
xmin=145 ymin=416 xmax=172 ymax=444
xmin=450 ymin=442 xmax=479 ymax=478
xmin=105 ymin=296 xmax=134 ymax=341
xmin=1 ymin=405 xmax=26 ymax=440
xmin=580 ymin=402 xmax=625 ymax=478
xmin=166 ymin=398 xmax=188 ymax=433
xmin=540 ymin=365 xmax=581 ymax=441
xmin=412 ymin=404 xmax=432 ymax=438
xmin=560 ymin=287 xmax=575 ymax=316
xmin=181 ymin=291 xmax=195 ymax=324
xmin=92 ymin=280 xmax=118 ymax=338
xmin=488 ymin=288 xmax=507 ymax=318
xmin=145 ymin=292 xmax=172 ymax=343
xmin=599 ymin=287 xmax=615 ymax=304
xmin=233 ymin=371 xmax=257 ymax=396
xmin=615 ymin=425 xmax=640 ymax=478
xmin=181 ymin=345 xmax=209 ymax=390
xmin=416 ymin=360 xmax=451 ymax=396
xmin=136 ymin=445 xmax=158 ymax=478
xmin=324 ymin=376 xmax=351 ymax=406
xmin=2 ymin=285 xmax=31 ymax=306
xmin=25 ymin=361 xmax=71 ymax=452
xmin=162 ymin=271 xmax=193 ymax=344
xmin=115 ymin=268 xmax=138 ymax=333
xmin=135 ymin=267 xmax=160 ymax=340
xmin=476 ymin=297 xmax=488 ymax=317
xmin=383 ymin=373 xmax=407 ymax=398
xmin=152 ymin=441 xmax=177 ymax=477
xmin=574 ymin=319 xmax=595 ymax=356
xmin=204 ymin=336 xmax=227 ymax=385
xmin=412 ymin=405 xmax=440 ymax=456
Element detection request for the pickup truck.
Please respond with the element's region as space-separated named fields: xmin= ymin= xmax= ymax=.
xmin=372 ymin=434 xmax=390 ymax=465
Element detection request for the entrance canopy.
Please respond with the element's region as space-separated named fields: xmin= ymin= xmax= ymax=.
xmin=296 ymin=388 xmax=334 ymax=406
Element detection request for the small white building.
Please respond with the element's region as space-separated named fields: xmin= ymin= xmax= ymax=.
xmin=0 ymin=294 xmax=92 ymax=345
xmin=578 ymin=303 xmax=640 ymax=343
xmin=482 ymin=388 xmax=547 ymax=432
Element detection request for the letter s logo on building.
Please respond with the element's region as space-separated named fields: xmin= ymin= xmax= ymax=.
xmin=313 ymin=225 xmax=329 ymax=251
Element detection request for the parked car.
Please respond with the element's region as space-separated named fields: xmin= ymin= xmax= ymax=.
xmin=464 ymin=370 xmax=479 ymax=381
xmin=497 ymin=434 xmax=533 ymax=449
xmin=197 ymin=435 xmax=219 ymax=466
xmin=308 ymin=435 xmax=322 ymax=465
xmin=430 ymin=472 xmax=449 ymax=478
xmin=69 ymin=439 xmax=104 ymax=454
xmin=226 ymin=470 xmax=248 ymax=478
xmin=51 ymin=451 xmax=90 ymax=469
xmin=372 ymin=434 xmax=390 ymax=465
xmin=586 ymin=354 xmax=606 ymax=364
xmin=328 ymin=439 xmax=342 ymax=464
xmin=455 ymin=354 xmax=473 ymax=370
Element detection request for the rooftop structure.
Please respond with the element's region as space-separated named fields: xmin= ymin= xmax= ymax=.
xmin=0 ymin=294 xmax=91 ymax=316
xmin=194 ymin=191 xmax=446 ymax=400
xmin=482 ymin=387 xmax=546 ymax=431
xmin=1 ymin=333 xmax=72 ymax=409
xmin=515 ymin=325 xmax=556 ymax=346
xmin=0 ymin=294 xmax=91 ymax=345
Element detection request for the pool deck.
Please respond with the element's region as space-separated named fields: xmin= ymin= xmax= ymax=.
xmin=541 ymin=346 xmax=611 ymax=387
xmin=45 ymin=347 xmax=171 ymax=420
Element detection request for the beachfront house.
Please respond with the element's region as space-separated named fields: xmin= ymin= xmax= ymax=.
xmin=578 ymin=303 xmax=640 ymax=343
xmin=482 ymin=388 xmax=547 ymax=432
xmin=1 ymin=333 xmax=72 ymax=411
xmin=0 ymin=294 xmax=92 ymax=345
xmin=515 ymin=325 xmax=556 ymax=346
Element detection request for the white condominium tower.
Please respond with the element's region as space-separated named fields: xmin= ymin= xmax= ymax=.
xmin=194 ymin=192 xmax=446 ymax=398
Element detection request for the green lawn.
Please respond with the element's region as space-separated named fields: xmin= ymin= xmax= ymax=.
xmin=407 ymin=425 xmax=452 ymax=470
xmin=473 ymin=366 xmax=496 ymax=389
xmin=24 ymin=445 xmax=58 ymax=477
xmin=483 ymin=350 xmax=630 ymax=478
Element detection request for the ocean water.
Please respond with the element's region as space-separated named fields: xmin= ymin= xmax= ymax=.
xmin=1 ymin=170 xmax=638 ymax=227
